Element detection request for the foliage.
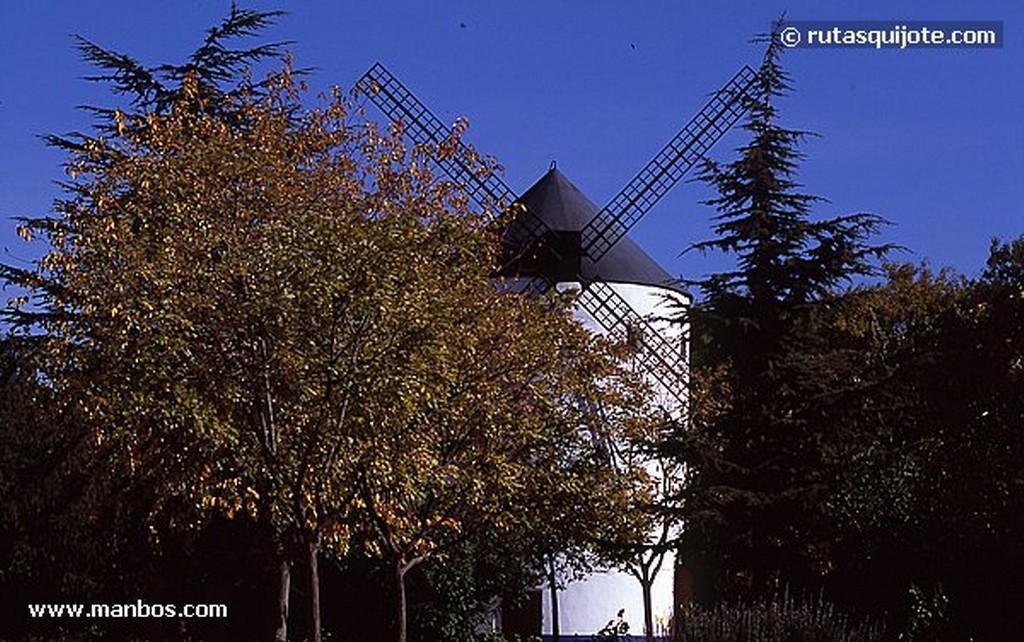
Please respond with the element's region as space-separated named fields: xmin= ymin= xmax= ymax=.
xmin=1 ymin=10 xmax=311 ymax=640
xmin=729 ymin=238 xmax=1013 ymax=639
xmin=594 ymin=424 xmax=685 ymax=642
xmin=0 ymin=336 xmax=145 ymax=640
xmin=2 ymin=7 xmax=657 ymax=642
xmin=675 ymin=592 xmax=883 ymax=642
xmin=62 ymin=3 xmax=289 ymax=136
xmin=404 ymin=535 xmax=548 ymax=642
xmin=900 ymin=584 xmax=950 ymax=642
xmin=353 ymin=282 xmax=647 ymax=641
xmin=819 ymin=263 xmax=966 ymax=599
xmin=667 ymin=24 xmax=892 ymax=602
xmin=687 ymin=28 xmax=891 ymax=307
xmin=665 ymin=19 xmax=1022 ymax=641
xmin=821 ymin=242 xmax=1024 ymax=638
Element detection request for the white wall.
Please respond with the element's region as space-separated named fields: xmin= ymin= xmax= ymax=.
xmin=541 ymin=280 xmax=689 ymax=637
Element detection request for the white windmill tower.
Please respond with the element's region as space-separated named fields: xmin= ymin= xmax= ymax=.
xmin=357 ymin=62 xmax=761 ymax=640
xmin=505 ymin=164 xmax=690 ymax=638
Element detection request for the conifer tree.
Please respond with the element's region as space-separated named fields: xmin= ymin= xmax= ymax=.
xmin=670 ymin=25 xmax=892 ymax=600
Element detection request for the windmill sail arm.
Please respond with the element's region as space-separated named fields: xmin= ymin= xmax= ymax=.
xmin=576 ymin=281 xmax=688 ymax=412
xmin=581 ymin=65 xmax=763 ymax=262
xmin=357 ymin=63 xmax=692 ymax=419
xmin=356 ymin=64 xmax=557 ymax=262
xmin=357 ymin=63 xmax=520 ymax=214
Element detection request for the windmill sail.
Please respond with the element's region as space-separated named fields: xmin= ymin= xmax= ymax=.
xmin=582 ymin=65 xmax=762 ymax=262
xmin=577 ymin=281 xmax=688 ymax=409
xmin=357 ymin=63 xmax=551 ymax=246
xmin=357 ymin=63 xmax=754 ymax=415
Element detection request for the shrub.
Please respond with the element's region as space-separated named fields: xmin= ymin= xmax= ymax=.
xmin=675 ymin=591 xmax=883 ymax=642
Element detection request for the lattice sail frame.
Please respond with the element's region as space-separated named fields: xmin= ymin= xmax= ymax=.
xmin=581 ymin=65 xmax=761 ymax=261
xmin=356 ymin=63 xmax=761 ymax=412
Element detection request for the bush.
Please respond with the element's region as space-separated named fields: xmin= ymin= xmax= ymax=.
xmin=676 ymin=591 xmax=882 ymax=642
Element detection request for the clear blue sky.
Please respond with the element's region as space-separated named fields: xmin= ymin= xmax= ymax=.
xmin=2 ymin=1 xmax=1021 ymax=285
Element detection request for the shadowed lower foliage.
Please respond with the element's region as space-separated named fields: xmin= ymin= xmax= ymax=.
xmin=676 ymin=592 xmax=882 ymax=642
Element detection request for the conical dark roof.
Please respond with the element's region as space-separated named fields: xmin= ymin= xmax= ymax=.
xmin=500 ymin=167 xmax=685 ymax=293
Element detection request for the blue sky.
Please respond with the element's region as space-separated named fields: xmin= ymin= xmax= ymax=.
xmin=2 ymin=1 xmax=1021 ymax=286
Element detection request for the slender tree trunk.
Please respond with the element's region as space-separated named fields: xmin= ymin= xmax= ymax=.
xmin=641 ymin=574 xmax=654 ymax=642
xmin=547 ymin=556 xmax=560 ymax=642
xmin=308 ymin=539 xmax=322 ymax=642
xmin=394 ymin=559 xmax=408 ymax=642
xmin=392 ymin=555 xmax=429 ymax=642
xmin=274 ymin=556 xmax=292 ymax=642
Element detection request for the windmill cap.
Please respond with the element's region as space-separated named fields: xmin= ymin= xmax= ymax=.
xmin=501 ymin=167 xmax=687 ymax=294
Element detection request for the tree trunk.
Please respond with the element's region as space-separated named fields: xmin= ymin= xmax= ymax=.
xmin=308 ymin=539 xmax=322 ymax=642
xmin=548 ymin=557 xmax=560 ymax=642
xmin=394 ymin=559 xmax=408 ymax=642
xmin=641 ymin=576 xmax=654 ymax=642
xmin=274 ymin=556 xmax=291 ymax=642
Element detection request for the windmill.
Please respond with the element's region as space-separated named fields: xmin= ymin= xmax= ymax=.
xmin=356 ymin=60 xmax=761 ymax=637
xmin=357 ymin=62 xmax=760 ymax=414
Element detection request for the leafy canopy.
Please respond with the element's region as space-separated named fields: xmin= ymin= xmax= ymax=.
xmin=2 ymin=9 xmax=657 ymax=640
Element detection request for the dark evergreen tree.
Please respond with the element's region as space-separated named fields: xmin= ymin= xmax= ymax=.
xmin=1 ymin=8 xmax=291 ymax=641
xmin=668 ymin=26 xmax=892 ymax=602
xmin=665 ymin=27 xmax=1020 ymax=637
xmin=70 ymin=3 xmax=289 ymax=131
xmin=4 ymin=4 xmax=291 ymax=332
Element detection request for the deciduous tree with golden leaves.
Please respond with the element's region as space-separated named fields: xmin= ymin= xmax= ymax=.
xmin=2 ymin=9 xmax=653 ymax=642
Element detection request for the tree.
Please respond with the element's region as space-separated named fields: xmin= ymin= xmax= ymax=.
xmin=933 ymin=236 xmax=1024 ymax=637
xmin=348 ymin=293 xmax=649 ymax=642
xmin=588 ymin=410 xmax=685 ymax=642
xmin=2 ymin=9 xmax=656 ymax=642
xmin=810 ymin=244 xmax=1024 ymax=637
xmin=3 ymin=8 xmax=377 ymax=639
xmin=7 ymin=65 xmax=386 ymax=642
xmin=0 ymin=336 xmax=90 ymax=638
xmin=511 ymin=377 xmax=649 ymax=642
xmin=809 ymin=263 xmax=966 ymax=628
xmin=862 ymin=241 xmax=1023 ymax=637
xmin=657 ymin=21 xmax=1019 ymax=637
xmin=667 ymin=25 xmax=891 ymax=600
xmin=612 ymin=454 xmax=684 ymax=642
